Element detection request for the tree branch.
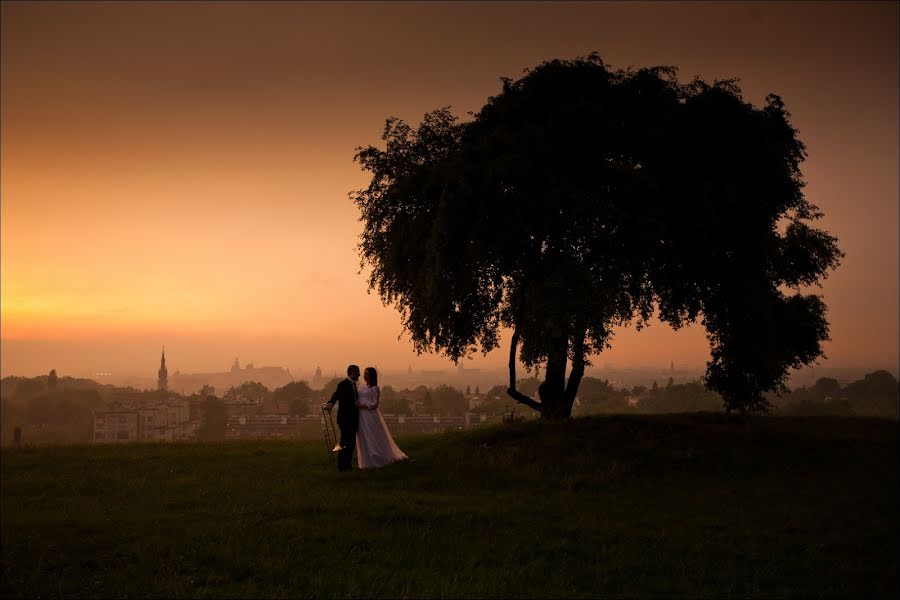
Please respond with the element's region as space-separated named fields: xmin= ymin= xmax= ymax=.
xmin=506 ymin=329 xmax=542 ymax=412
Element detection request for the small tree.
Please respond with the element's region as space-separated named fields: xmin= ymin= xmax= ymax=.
xmin=353 ymin=54 xmax=841 ymax=418
xmin=273 ymin=381 xmax=313 ymax=415
xmin=414 ymin=385 xmax=433 ymax=414
xmin=197 ymin=397 xmax=227 ymax=441
xmin=845 ymin=370 xmax=899 ymax=419
xmin=317 ymin=377 xmax=345 ymax=401
xmin=224 ymin=381 xmax=269 ymax=404
xmin=576 ymin=377 xmax=630 ymax=414
xmin=432 ymin=385 xmax=468 ymax=416
xmin=379 ymin=386 xmax=413 ymax=416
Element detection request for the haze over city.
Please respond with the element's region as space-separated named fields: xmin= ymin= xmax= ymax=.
xmin=2 ymin=1 xmax=897 ymax=378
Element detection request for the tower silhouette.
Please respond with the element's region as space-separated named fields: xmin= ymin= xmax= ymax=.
xmin=158 ymin=347 xmax=168 ymax=392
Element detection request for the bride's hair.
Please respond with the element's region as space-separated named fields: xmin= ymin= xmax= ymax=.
xmin=364 ymin=367 xmax=378 ymax=386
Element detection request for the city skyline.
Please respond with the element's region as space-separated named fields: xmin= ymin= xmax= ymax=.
xmin=2 ymin=2 xmax=898 ymax=377
xmin=12 ymin=343 xmax=892 ymax=394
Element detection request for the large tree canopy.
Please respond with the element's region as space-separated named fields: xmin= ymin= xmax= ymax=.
xmin=352 ymin=54 xmax=842 ymax=418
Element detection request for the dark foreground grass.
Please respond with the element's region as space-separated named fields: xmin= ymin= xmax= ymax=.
xmin=1 ymin=414 xmax=897 ymax=598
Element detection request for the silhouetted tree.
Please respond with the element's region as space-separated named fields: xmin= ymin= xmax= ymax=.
xmin=414 ymin=384 xmax=433 ymax=414
xmin=47 ymin=369 xmax=58 ymax=391
xmin=636 ymin=380 xmax=723 ymax=413
xmin=810 ymin=377 xmax=842 ymax=401
xmin=845 ymin=370 xmax=899 ymax=419
xmin=198 ymin=384 xmax=216 ymax=398
xmin=197 ymin=397 xmax=227 ymax=441
xmin=516 ymin=377 xmax=541 ymax=399
xmin=353 ymin=53 xmax=842 ymax=418
xmin=223 ymin=381 xmax=269 ymax=404
xmin=379 ymin=386 xmax=413 ymax=416
xmin=575 ymin=377 xmax=630 ymax=414
xmin=432 ymin=384 xmax=467 ymax=416
xmin=474 ymin=384 xmax=510 ymax=415
xmin=780 ymin=395 xmax=854 ymax=417
xmin=273 ymin=380 xmax=313 ymax=415
xmin=317 ymin=377 xmax=345 ymax=401
xmin=14 ymin=378 xmax=44 ymax=401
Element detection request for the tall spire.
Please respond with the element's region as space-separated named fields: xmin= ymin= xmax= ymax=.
xmin=158 ymin=346 xmax=168 ymax=392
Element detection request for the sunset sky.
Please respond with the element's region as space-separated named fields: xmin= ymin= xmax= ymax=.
xmin=1 ymin=1 xmax=897 ymax=379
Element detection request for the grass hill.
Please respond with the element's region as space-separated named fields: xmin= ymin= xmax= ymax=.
xmin=1 ymin=413 xmax=897 ymax=598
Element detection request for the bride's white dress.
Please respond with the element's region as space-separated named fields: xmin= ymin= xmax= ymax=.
xmin=356 ymin=384 xmax=408 ymax=469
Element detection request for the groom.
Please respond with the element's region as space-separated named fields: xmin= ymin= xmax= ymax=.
xmin=322 ymin=364 xmax=360 ymax=471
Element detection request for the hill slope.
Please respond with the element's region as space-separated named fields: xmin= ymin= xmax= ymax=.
xmin=2 ymin=414 xmax=897 ymax=598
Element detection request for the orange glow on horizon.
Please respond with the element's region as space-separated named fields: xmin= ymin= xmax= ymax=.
xmin=1 ymin=2 xmax=897 ymax=377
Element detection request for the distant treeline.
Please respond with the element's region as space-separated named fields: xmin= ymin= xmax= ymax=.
xmin=769 ymin=370 xmax=899 ymax=419
xmin=1 ymin=369 xmax=897 ymax=445
xmin=552 ymin=371 xmax=898 ymax=420
xmin=0 ymin=373 xmax=161 ymax=445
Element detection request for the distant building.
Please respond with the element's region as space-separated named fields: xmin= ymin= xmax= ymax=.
xmin=158 ymin=348 xmax=168 ymax=392
xmin=311 ymin=365 xmax=327 ymax=389
xmin=227 ymin=414 xmax=301 ymax=439
xmin=92 ymin=404 xmax=138 ymax=443
xmin=467 ymin=394 xmax=486 ymax=410
xmin=138 ymin=398 xmax=196 ymax=441
xmin=168 ymin=357 xmax=293 ymax=396
xmin=391 ymin=387 xmax=432 ymax=415
xmin=92 ymin=397 xmax=198 ymax=444
xmin=91 ymin=350 xmax=200 ymax=443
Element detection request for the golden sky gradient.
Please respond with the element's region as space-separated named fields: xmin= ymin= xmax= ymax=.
xmin=1 ymin=1 xmax=898 ymax=378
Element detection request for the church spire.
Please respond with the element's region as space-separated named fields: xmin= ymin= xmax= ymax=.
xmin=158 ymin=346 xmax=168 ymax=392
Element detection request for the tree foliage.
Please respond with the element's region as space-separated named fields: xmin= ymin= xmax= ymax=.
xmin=777 ymin=371 xmax=898 ymax=419
xmin=573 ymin=377 xmax=631 ymax=414
xmin=272 ymin=381 xmax=313 ymax=415
xmin=838 ymin=370 xmax=898 ymax=419
xmin=197 ymin=397 xmax=227 ymax=441
xmin=636 ymin=381 xmax=723 ymax=414
xmin=353 ymin=53 xmax=842 ymax=417
xmin=431 ymin=384 xmax=468 ymax=416
xmin=223 ymin=381 xmax=269 ymax=404
xmin=317 ymin=378 xmax=345 ymax=400
xmin=379 ymin=386 xmax=413 ymax=416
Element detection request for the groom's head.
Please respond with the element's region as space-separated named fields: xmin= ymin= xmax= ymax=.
xmin=347 ymin=365 xmax=360 ymax=381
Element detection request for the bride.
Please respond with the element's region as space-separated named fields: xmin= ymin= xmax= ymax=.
xmin=356 ymin=367 xmax=408 ymax=469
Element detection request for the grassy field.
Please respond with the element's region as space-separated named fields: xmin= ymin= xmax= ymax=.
xmin=1 ymin=413 xmax=897 ymax=598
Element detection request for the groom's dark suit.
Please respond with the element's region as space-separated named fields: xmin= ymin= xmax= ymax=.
xmin=327 ymin=378 xmax=359 ymax=471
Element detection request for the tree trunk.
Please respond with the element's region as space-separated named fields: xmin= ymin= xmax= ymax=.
xmin=538 ymin=336 xmax=572 ymax=420
xmin=506 ymin=328 xmax=585 ymax=420
xmin=564 ymin=325 xmax=586 ymax=412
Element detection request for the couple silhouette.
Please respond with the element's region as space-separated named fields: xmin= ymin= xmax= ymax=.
xmin=322 ymin=364 xmax=408 ymax=471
